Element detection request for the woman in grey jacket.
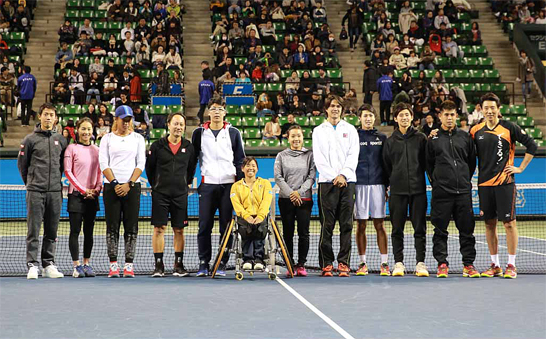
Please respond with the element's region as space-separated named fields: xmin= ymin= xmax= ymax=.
xmin=274 ymin=125 xmax=316 ymax=276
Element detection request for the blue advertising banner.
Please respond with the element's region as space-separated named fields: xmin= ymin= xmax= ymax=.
xmin=222 ymin=84 xmax=253 ymax=96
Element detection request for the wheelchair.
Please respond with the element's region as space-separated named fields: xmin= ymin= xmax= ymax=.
xmin=211 ymin=215 xmax=294 ymax=280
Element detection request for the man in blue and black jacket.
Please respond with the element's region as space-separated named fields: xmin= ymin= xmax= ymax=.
xmin=17 ymin=66 xmax=36 ymax=127
xmin=354 ymin=104 xmax=390 ymax=276
xmin=376 ymin=71 xmax=393 ymax=126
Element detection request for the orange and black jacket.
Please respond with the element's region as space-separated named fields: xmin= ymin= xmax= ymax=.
xmin=470 ymin=120 xmax=537 ymax=187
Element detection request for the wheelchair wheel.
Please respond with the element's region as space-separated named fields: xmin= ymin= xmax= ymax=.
xmin=268 ymin=273 xmax=276 ymax=280
xmin=235 ymin=272 xmax=244 ymax=281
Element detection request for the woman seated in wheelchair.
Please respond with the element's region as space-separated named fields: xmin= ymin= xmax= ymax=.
xmin=230 ymin=156 xmax=273 ymax=271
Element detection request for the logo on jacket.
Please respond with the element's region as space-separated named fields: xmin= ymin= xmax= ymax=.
xmin=54 ymin=141 xmax=59 ymax=145
xmin=182 ymin=148 xmax=186 ymax=153
xmin=343 ymin=133 xmax=348 ymax=138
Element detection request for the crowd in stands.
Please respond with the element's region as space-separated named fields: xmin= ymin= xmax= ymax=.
xmin=493 ymin=0 xmax=546 ymax=24
xmin=205 ymin=0 xmax=343 ymax=124
xmin=52 ymin=0 xmax=186 ymax=142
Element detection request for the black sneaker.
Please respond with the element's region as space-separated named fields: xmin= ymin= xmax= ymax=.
xmin=173 ymin=262 xmax=189 ymax=277
xmin=152 ymin=261 xmax=164 ymax=278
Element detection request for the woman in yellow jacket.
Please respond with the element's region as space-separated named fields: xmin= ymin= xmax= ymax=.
xmin=230 ymin=156 xmax=273 ymax=271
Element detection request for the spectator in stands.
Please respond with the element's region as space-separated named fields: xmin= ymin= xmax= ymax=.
xmin=152 ymin=21 xmax=166 ymax=40
xmin=53 ymin=70 xmax=69 ymax=104
xmin=431 ymin=70 xmax=447 ymax=93
xmin=468 ymin=103 xmax=483 ymax=126
xmin=152 ymin=45 xmax=166 ymax=68
xmin=116 ymin=91 xmax=132 ymax=108
xmin=407 ymin=50 xmax=420 ymax=69
xmin=290 ymin=94 xmax=307 ymax=116
xmin=468 ymin=22 xmax=482 ymax=46
xmin=17 ymin=65 xmax=36 ymax=126
xmin=124 ymin=1 xmax=138 ymax=22
xmin=322 ymin=33 xmax=337 ymax=59
xmin=82 ymin=103 xmax=97 ymax=126
xmin=316 ymin=68 xmax=330 ymax=95
xmin=371 ymin=34 xmax=386 ymax=56
xmin=55 ymin=42 xmax=74 ymax=71
xmin=459 ymin=116 xmax=470 ymax=132
xmin=2 ymin=1 xmax=15 ymax=24
xmin=86 ymin=71 xmax=102 ymax=104
xmin=139 ymin=0 xmax=153 ymax=21
xmin=434 ymin=8 xmax=451 ymax=30
xmin=164 ymin=46 xmax=182 ymax=70
xmin=379 ymin=21 xmax=395 ymax=39
xmin=0 ymin=66 xmax=13 ymax=106
xmin=535 ymin=10 xmax=546 ymax=24
xmin=299 ymin=70 xmax=315 ymax=97
xmin=90 ymin=32 xmax=106 ymax=56
xmin=419 ymin=44 xmax=436 ymax=70
xmin=251 ymin=61 xmax=264 ymax=82
xmin=121 ymin=22 xmax=135 ymax=41
xmin=71 ymin=57 xmax=86 ymax=75
xmin=257 ymin=92 xmax=274 ymax=117
xmin=73 ymin=32 xmax=92 ymax=57
xmin=132 ymin=105 xmax=150 ymax=139
xmin=136 ymin=43 xmax=151 ymax=69
xmin=279 ymin=47 xmax=294 ymax=70
xmin=377 ymin=70 xmax=394 ymax=126
xmin=106 ymin=34 xmax=120 ymax=58
xmin=408 ymin=20 xmax=425 ymax=46
xmin=285 ymin=70 xmax=300 ymax=95
xmin=108 ymin=0 xmax=125 ymax=22
xmin=0 ymin=12 xmax=10 ymax=35
xmin=197 ymin=73 xmax=214 ymax=125
xmin=518 ymin=50 xmax=536 ymax=102
xmin=68 ymin=67 xmax=84 ymax=105
xmin=273 ymin=93 xmax=287 ymax=115
xmin=307 ymin=91 xmax=325 ymax=117
xmin=342 ymin=5 xmax=364 ymax=52
xmin=519 ymin=3 xmax=534 ymax=23
xmin=153 ymin=62 xmax=170 ymax=95
xmin=78 ymin=18 xmax=94 ymax=38
xmin=343 ymin=89 xmax=358 ymax=115
xmin=309 ymin=45 xmax=326 ymax=69
xmin=245 ymin=28 xmax=262 ymax=49
xmin=389 ymin=47 xmax=407 ymax=70
xmin=104 ymin=58 xmax=117 ymax=77
xmin=122 ymin=56 xmax=134 ymax=76
xmin=260 ymin=20 xmax=276 ymax=45
xmin=421 ymin=113 xmax=439 ymax=137
xmin=385 ymin=33 xmax=399 ymax=56
xmin=398 ymin=34 xmax=414 ymax=56
xmin=399 ymin=71 xmax=413 ymax=94
xmin=362 ymin=60 xmax=379 ymax=105
xmin=410 ymin=81 xmax=431 ymax=121
xmin=121 ymin=31 xmax=136 ymax=57
xmin=265 ymin=65 xmax=280 ymax=83
xmin=378 ymin=57 xmax=393 ymax=76
xmin=281 ymin=113 xmax=296 ymax=139
xmin=442 ymin=35 xmax=463 ymax=61
xmin=118 ymin=69 xmax=132 ymax=94
xmin=98 ymin=103 xmax=112 ymax=126
xmin=12 ymin=4 xmax=30 ymax=39
xmin=263 ymin=114 xmax=281 ymax=140
xmin=212 ymin=13 xmax=229 ymax=38
xmin=103 ymin=70 xmax=118 ymax=101
xmin=135 ymin=17 xmax=151 ymax=41
xmin=130 ymin=69 xmax=142 ymax=102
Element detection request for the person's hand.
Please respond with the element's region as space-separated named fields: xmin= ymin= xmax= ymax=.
xmin=290 ymin=191 xmax=302 ymax=206
xmin=115 ymin=183 xmax=130 ymax=197
xmin=428 ymin=129 xmax=439 ymax=138
xmin=245 ymin=216 xmax=256 ymax=224
xmin=503 ymin=165 xmax=523 ymax=175
xmin=84 ymin=189 xmax=95 ymax=199
xmin=333 ymin=175 xmax=347 ymax=188
xmin=254 ymin=216 xmax=264 ymax=224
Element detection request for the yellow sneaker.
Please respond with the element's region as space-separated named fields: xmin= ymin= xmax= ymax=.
xmin=356 ymin=262 xmax=368 ymax=276
xmin=392 ymin=262 xmax=405 ymax=276
xmin=415 ymin=262 xmax=429 ymax=277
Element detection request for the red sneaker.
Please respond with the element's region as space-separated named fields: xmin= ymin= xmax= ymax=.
xmin=481 ymin=263 xmax=503 ymax=278
xmin=321 ymin=264 xmax=334 ymax=277
xmin=436 ymin=263 xmax=449 ymax=278
xmin=463 ymin=265 xmax=480 ymax=278
xmin=108 ymin=262 xmax=120 ymax=278
xmin=296 ymin=266 xmax=308 ymax=277
xmin=123 ymin=263 xmax=135 ymax=278
xmin=504 ymin=264 xmax=517 ymax=279
xmin=338 ymin=263 xmax=350 ymax=277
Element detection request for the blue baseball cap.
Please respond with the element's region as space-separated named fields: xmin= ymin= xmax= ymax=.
xmin=115 ymin=105 xmax=134 ymax=119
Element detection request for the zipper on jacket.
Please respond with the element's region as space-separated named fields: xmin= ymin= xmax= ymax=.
xmin=48 ymin=134 xmax=51 ymax=191
xmin=449 ymin=132 xmax=459 ymax=194
xmin=405 ymin=135 xmax=410 ymax=195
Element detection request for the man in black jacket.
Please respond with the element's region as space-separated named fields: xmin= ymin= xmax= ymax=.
xmin=146 ymin=112 xmax=197 ymax=277
xmin=18 ymin=103 xmax=68 ymax=279
xmin=426 ymin=100 xmax=479 ymax=279
xmin=382 ymin=103 xmax=428 ymax=277
xmin=362 ymin=60 xmax=378 ymax=105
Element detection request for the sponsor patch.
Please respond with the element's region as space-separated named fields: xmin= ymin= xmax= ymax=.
xmin=54 ymin=140 xmax=59 ymax=146
xmin=182 ymin=148 xmax=186 ymax=153
xmin=230 ymin=193 xmax=235 ymax=198
xmin=343 ymin=133 xmax=348 ymax=138
xmin=19 ymin=151 xmax=24 ymax=156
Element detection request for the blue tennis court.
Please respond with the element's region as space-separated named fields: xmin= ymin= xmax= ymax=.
xmin=1 ymin=274 xmax=545 ymax=339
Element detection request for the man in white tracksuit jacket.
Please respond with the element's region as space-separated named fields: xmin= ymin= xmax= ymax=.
xmin=312 ymin=95 xmax=360 ymax=277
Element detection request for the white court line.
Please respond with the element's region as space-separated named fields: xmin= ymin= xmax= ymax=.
xmin=520 ymin=235 xmax=546 ymax=242
xmin=276 ymin=278 xmax=355 ymax=339
xmin=449 ymin=235 xmax=546 ymax=257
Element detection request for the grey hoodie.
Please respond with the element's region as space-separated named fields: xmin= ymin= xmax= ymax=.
xmin=274 ymin=148 xmax=316 ymax=199
xmin=18 ymin=125 xmax=68 ymax=192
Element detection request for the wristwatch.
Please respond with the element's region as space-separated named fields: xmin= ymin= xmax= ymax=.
xmin=128 ymin=181 xmax=135 ymax=188
xmin=111 ymin=179 xmax=119 ymax=186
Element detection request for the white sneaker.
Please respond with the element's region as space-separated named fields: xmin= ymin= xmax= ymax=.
xmin=392 ymin=262 xmax=405 ymax=276
xmin=27 ymin=265 xmax=39 ymax=279
xmin=415 ymin=262 xmax=430 ymax=277
xmin=42 ymin=265 xmax=64 ymax=278
xmin=254 ymin=262 xmax=264 ymax=270
xmin=242 ymin=262 xmax=252 ymax=270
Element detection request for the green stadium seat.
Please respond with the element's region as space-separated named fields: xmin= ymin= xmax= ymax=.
xmin=310 ymin=116 xmax=325 ymax=126
xmin=454 ymin=69 xmax=470 ymax=82
xmin=510 ymin=105 xmax=526 ymax=116
xmin=280 ymin=70 xmax=292 ymax=79
xmin=64 ymin=104 xmax=82 ymax=114
xmin=245 ymin=139 xmax=262 ymax=148
xmin=262 ymin=45 xmax=275 ymax=54
xmin=65 ymin=10 xmax=79 ymax=19
xmin=434 ymin=57 xmax=449 ymax=68
xmin=303 ymin=139 xmax=313 ymax=149
xmin=490 ymin=83 xmax=507 ymax=94
xmin=169 ymin=105 xmax=183 ymax=114
xmin=267 ymin=83 xmax=283 ymax=93
xmin=499 ymin=106 xmax=511 ymax=116
xmin=484 ymin=69 xmax=500 ymax=83
xmin=240 ymin=105 xmax=256 ymax=115
xmin=234 ymin=57 xmax=247 ymax=66
xmin=409 ymin=69 xmax=420 ymax=79
xmin=278 ymin=116 xmax=288 ymax=126
xmin=442 ymin=69 xmax=455 ymax=82
xmin=226 ymin=105 xmax=240 ymax=114
xmin=461 ymin=57 xmax=479 ymax=69
xmin=273 ymin=22 xmax=286 ymax=31
xmin=327 ymin=69 xmax=342 ymax=82
xmin=517 ymin=116 xmax=534 ymax=128
xmin=476 ymin=83 xmax=491 ymax=93
xmin=310 ymin=69 xmax=320 ymax=78
xmin=281 ymin=139 xmax=289 ymax=147
xmin=459 ymin=45 xmax=472 ymax=56
xmin=6 ymin=32 xmax=25 ymax=44
xmin=80 ymin=9 xmax=94 ymax=19
xmin=536 ymin=139 xmax=546 ymax=147
xmin=458 ymin=83 xmax=476 ymax=93
xmin=424 ymin=70 xmax=435 ymax=79
xmin=460 ymin=23 xmax=472 ymax=33
xmin=67 ymin=0 xmax=80 ymax=8
xmin=149 ymin=105 xmax=169 ymax=115
xmin=225 ymin=116 xmax=241 ymax=127
xmin=150 ymin=128 xmax=167 ymax=139
xmin=467 ymin=104 xmax=475 ymax=113
xmin=504 ymin=116 xmax=517 ymax=123
xmin=107 ymin=22 xmax=123 ymax=30
xmin=295 ymin=116 xmax=309 ymax=126
xmin=262 ymin=139 xmax=280 ymax=147
xmin=343 ymin=116 xmax=360 ymax=127
xmin=242 ymin=116 xmax=259 ymax=127
xmin=244 ymin=128 xmax=262 ymax=139
xmin=457 ymin=12 xmax=471 ymax=22
xmin=81 ymin=0 xmax=95 ymax=8
xmin=468 ymin=69 xmax=483 ymax=83
xmin=479 ymin=57 xmax=494 ymax=69
xmin=253 ymin=83 xmax=266 ymax=93
xmin=95 ymin=10 xmax=108 ymax=20
xmin=302 ymin=127 xmax=312 ymax=139
xmin=525 ymin=128 xmax=543 ymax=140
xmin=472 ymin=45 xmax=488 ymax=57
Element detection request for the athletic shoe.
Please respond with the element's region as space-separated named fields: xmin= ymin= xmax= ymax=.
xmin=415 ymin=262 xmax=429 ymax=277
xmin=27 ymin=264 xmax=39 ymax=280
xmin=43 ymin=265 xmax=64 ymax=278
xmin=321 ymin=264 xmax=334 ymax=277
xmin=356 ymin=262 xmax=368 ymax=276
xmin=173 ymin=263 xmax=190 ymax=277
xmin=338 ymin=263 xmax=350 ymax=277
xmin=504 ymin=264 xmax=517 ymax=279
xmin=242 ymin=261 xmax=252 ymax=271
xmin=72 ymin=265 xmax=85 ymax=278
xmin=196 ymin=263 xmax=209 ymax=277
xmin=436 ymin=263 xmax=449 ymax=278
xmin=296 ymin=265 xmax=308 ymax=277
xmin=254 ymin=262 xmax=264 ymax=270
xmin=463 ymin=265 xmax=480 ymax=278
xmin=83 ymin=264 xmax=95 ymax=277
xmin=392 ymin=262 xmax=405 ymax=276
xmin=152 ymin=261 xmax=164 ymax=278
xmin=108 ymin=262 xmax=120 ymax=278
xmin=215 ymin=263 xmax=226 ymax=277
xmin=380 ymin=263 xmax=391 ymax=276
xmin=123 ymin=263 xmax=135 ymax=278
xmin=481 ymin=263 xmax=503 ymax=278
